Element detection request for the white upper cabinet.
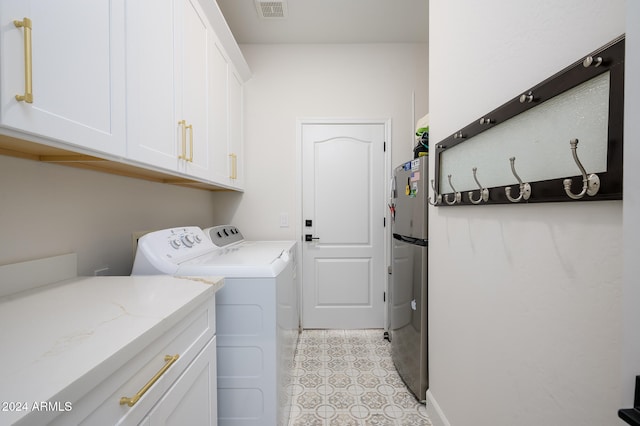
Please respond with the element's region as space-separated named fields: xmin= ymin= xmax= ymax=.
xmin=228 ymin=69 xmax=244 ymax=189
xmin=1 ymin=0 xmax=249 ymax=190
xmin=125 ymin=0 xmax=248 ymax=186
xmin=125 ymin=0 xmax=178 ymax=172
xmin=208 ymin=37 xmax=245 ymax=190
xmin=125 ymin=0 xmax=211 ymax=180
xmin=208 ymin=39 xmax=231 ymax=185
xmin=0 ymin=0 xmax=126 ymax=156
xmin=177 ymin=0 xmax=211 ymax=180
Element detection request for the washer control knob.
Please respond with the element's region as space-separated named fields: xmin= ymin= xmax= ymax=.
xmin=182 ymin=234 xmax=195 ymax=247
xmin=169 ymin=238 xmax=182 ymax=249
xmin=194 ymin=234 xmax=202 ymax=243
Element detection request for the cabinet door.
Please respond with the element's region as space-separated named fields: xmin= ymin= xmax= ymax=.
xmin=208 ymin=38 xmax=230 ymax=186
xmin=125 ymin=0 xmax=179 ymax=171
xmin=227 ymin=70 xmax=244 ymax=189
xmin=0 ymin=0 xmax=125 ymax=156
xmin=146 ymin=337 xmax=217 ymax=426
xmin=178 ymin=0 xmax=210 ymax=179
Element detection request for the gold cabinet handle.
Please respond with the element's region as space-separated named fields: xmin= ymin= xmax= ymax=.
xmin=178 ymin=120 xmax=187 ymax=160
xmin=120 ymin=354 xmax=179 ymax=407
xmin=14 ymin=17 xmax=33 ymax=103
xmin=229 ymin=153 xmax=237 ymax=179
xmin=186 ymin=124 xmax=193 ymax=162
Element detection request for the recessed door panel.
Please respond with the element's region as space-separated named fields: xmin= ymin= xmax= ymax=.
xmin=315 ymin=139 xmax=371 ymax=245
xmin=316 ymin=258 xmax=371 ymax=306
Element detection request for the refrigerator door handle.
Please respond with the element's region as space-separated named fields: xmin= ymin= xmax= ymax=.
xmin=392 ymin=233 xmax=428 ymax=247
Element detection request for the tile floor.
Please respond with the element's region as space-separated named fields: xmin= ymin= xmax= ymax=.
xmin=287 ymin=329 xmax=432 ymax=426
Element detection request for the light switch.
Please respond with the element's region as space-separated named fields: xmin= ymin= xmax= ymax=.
xmin=279 ymin=212 xmax=289 ymax=228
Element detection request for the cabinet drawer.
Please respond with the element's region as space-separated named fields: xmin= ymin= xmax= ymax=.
xmin=48 ymin=295 xmax=216 ymax=426
xmin=143 ymin=336 xmax=217 ymax=425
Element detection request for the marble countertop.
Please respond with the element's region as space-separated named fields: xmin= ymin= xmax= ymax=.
xmin=0 ymin=274 xmax=223 ymax=425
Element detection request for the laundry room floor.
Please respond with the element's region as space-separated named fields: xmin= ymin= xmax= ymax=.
xmin=288 ymin=329 xmax=431 ymax=426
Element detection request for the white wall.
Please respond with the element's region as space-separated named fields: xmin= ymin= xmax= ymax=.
xmin=0 ymin=155 xmax=234 ymax=276
xmin=224 ymin=43 xmax=428 ymax=240
xmin=0 ymin=38 xmax=425 ymax=426
xmin=622 ymin=0 xmax=640 ymax=413
xmin=0 ymin=44 xmax=427 ymax=279
xmin=427 ymin=1 xmax=626 ymax=426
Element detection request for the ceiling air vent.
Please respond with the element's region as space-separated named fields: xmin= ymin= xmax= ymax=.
xmin=255 ymin=0 xmax=287 ymax=19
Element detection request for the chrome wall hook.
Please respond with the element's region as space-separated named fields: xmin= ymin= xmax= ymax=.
xmin=563 ymin=138 xmax=600 ymax=200
xmin=468 ymin=167 xmax=489 ymax=204
xmin=583 ymin=56 xmax=603 ymax=68
xmin=505 ymin=157 xmax=531 ymax=202
xmin=428 ymin=179 xmax=442 ymax=206
xmin=519 ymin=91 xmax=534 ymax=103
xmin=444 ymin=175 xmax=462 ymax=205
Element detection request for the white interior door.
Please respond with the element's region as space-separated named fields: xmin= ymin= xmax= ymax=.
xmin=301 ymin=122 xmax=386 ymax=329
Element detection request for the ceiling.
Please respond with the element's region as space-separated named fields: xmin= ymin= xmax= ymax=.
xmin=216 ymin=0 xmax=428 ymax=44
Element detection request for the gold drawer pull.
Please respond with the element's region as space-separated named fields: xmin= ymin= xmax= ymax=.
xmin=229 ymin=153 xmax=237 ymax=179
xmin=178 ymin=120 xmax=187 ymax=160
xmin=14 ymin=17 xmax=33 ymax=103
xmin=186 ymin=124 xmax=193 ymax=162
xmin=119 ymin=354 xmax=179 ymax=407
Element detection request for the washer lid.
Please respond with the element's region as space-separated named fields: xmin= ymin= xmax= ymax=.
xmin=177 ymin=241 xmax=296 ymax=278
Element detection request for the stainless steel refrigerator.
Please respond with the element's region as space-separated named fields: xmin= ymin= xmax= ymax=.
xmin=389 ymin=157 xmax=428 ymax=402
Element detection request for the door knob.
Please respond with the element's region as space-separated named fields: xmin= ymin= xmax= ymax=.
xmin=305 ymin=234 xmax=319 ymax=242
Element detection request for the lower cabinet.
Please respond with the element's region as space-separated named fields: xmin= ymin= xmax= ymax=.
xmin=48 ymin=296 xmax=217 ymax=426
xmin=141 ymin=337 xmax=217 ymax=426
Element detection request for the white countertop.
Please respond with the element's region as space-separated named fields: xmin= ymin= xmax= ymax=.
xmin=0 ymin=274 xmax=223 ymax=426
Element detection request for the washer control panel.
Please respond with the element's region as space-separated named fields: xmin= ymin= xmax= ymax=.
xmin=205 ymin=225 xmax=244 ymax=248
xmin=137 ymin=226 xmax=215 ymax=263
xmin=168 ymin=230 xmax=201 ymax=249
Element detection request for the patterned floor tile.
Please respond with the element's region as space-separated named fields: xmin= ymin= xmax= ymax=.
xmin=288 ymin=330 xmax=431 ymax=426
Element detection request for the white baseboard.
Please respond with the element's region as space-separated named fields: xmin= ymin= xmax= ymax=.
xmin=426 ymin=390 xmax=451 ymax=426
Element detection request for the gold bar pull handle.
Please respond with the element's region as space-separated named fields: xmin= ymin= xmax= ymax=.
xmin=14 ymin=17 xmax=33 ymax=103
xmin=178 ymin=120 xmax=187 ymax=160
xmin=233 ymin=153 xmax=237 ymax=179
xmin=120 ymin=354 xmax=179 ymax=407
xmin=186 ymin=124 xmax=193 ymax=162
xmin=229 ymin=153 xmax=237 ymax=179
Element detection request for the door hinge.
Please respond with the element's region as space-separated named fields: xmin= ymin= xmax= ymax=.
xmin=383 ymin=291 xmax=386 ymax=302
xmin=383 ymin=217 xmax=386 ymax=227
xmin=383 ymin=141 xmax=386 ymax=152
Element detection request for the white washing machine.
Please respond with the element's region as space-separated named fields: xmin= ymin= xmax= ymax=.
xmin=132 ymin=225 xmax=299 ymax=426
